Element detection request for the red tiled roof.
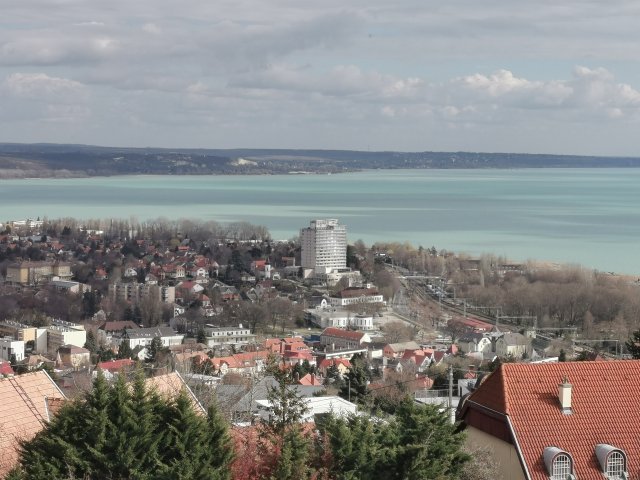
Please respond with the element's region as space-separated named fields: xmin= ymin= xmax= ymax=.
xmin=0 ymin=361 xmax=14 ymax=376
xmin=463 ymin=360 xmax=640 ymax=480
xmin=318 ymin=358 xmax=351 ymax=370
xmin=298 ymin=374 xmax=322 ymax=386
xmin=0 ymin=371 xmax=65 ymax=476
xmin=97 ymin=358 xmax=135 ymax=372
xmin=321 ymin=327 xmax=366 ymax=342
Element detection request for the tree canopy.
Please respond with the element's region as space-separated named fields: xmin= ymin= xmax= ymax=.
xmin=12 ymin=372 xmax=234 ymax=480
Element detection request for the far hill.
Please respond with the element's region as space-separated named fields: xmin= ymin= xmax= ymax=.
xmin=1 ymin=143 xmax=639 ymax=178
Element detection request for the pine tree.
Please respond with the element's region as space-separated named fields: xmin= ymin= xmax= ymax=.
xmin=559 ymin=349 xmax=567 ymax=362
xmin=205 ymin=402 xmax=235 ymax=479
xmin=197 ymin=327 xmax=207 ymax=344
xmin=146 ymin=336 xmax=164 ymax=363
xmin=626 ymin=330 xmax=640 ymax=358
xmin=340 ymin=354 xmax=370 ymax=406
xmin=17 ymin=369 xmax=236 ymax=479
xmin=84 ymin=329 xmax=98 ymax=354
xmin=117 ymin=339 xmax=133 ymax=359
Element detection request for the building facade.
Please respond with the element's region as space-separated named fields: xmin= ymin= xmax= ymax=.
xmin=300 ymin=219 xmax=347 ymax=274
xmin=108 ymin=282 xmax=176 ymax=304
xmin=0 ymin=337 xmax=25 ymax=361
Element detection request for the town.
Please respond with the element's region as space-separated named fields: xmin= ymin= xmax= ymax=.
xmin=1 ymin=217 xmax=640 ymax=479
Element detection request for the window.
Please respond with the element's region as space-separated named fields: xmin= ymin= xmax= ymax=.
xmin=606 ymin=451 xmax=625 ymax=479
xmin=551 ymin=454 xmax=572 ymax=480
xmin=596 ymin=444 xmax=628 ymax=479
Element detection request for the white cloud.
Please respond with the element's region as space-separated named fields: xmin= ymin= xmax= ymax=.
xmin=0 ymin=0 xmax=639 ymax=154
xmin=5 ymin=72 xmax=85 ymax=99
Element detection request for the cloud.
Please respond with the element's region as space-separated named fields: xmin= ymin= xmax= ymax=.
xmin=5 ymin=72 xmax=85 ymax=99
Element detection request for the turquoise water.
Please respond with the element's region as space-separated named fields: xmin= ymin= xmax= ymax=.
xmin=1 ymin=169 xmax=639 ymax=274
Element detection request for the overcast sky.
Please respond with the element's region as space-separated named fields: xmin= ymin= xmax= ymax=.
xmin=2 ymin=0 xmax=640 ymax=155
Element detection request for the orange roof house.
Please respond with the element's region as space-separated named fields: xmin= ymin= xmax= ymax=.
xmin=0 ymin=371 xmax=66 ymax=476
xmin=458 ymin=360 xmax=640 ymax=480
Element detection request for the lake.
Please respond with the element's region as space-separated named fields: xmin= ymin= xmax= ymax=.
xmin=1 ymin=169 xmax=639 ymax=274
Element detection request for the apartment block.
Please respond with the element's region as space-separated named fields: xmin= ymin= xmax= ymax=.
xmin=300 ymin=219 xmax=347 ymax=274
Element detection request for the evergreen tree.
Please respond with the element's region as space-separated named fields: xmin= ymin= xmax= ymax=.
xmin=97 ymin=346 xmax=115 ymax=362
xmin=258 ymin=368 xmax=313 ymax=480
xmin=117 ymin=339 xmax=133 ymax=359
xmin=197 ymin=327 xmax=207 ymax=344
xmin=558 ymin=348 xmax=567 ymax=362
xmin=17 ymin=370 xmax=234 ymax=480
xmin=84 ymin=330 xmax=98 ymax=354
xmin=340 ymin=354 xmax=370 ymax=406
xmin=205 ymin=402 xmax=235 ymax=479
xmin=626 ymin=330 xmax=640 ymax=358
xmin=318 ymin=399 xmax=469 ymax=480
xmin=145 ymin=336 xmax=164 ymax=363
xmin=82 ymin=291 xmax=99 ymax=318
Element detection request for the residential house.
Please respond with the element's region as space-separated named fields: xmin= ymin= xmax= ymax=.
xmin=124 ymin=326 xmax=184 ymax=349
xmin=0 ymin=337 xmax=25 ymax=361
xmin=317 ymin=358 xmax=351 ymax=377
xmin=209 ymin=351 xmax=270 ymax=377
xmin=383 ymin=341 xmax=421 ymax=359
xmin=216 ymin=376 xmax=324 ymax=422
xmin=458 ymin=360 xmax=640 ymax=480
xmin=0 ymin=371 xmax=66 ymax=476
xmin=94 ymin=358 xmax=136 ymax=379
xmin=212 ymin=283 xmax=240 ymax=302
xmin=298 ymin=373 xmax=323 ymax=386
xmin=399 ymin=348 xmax=446 ymax=372
xmin=495 ymin=332 xmax=532 ymax=359
xmin=57 ymin=345 xmax=91 ymax=369
xmin=458 ymin=332 xmax=492 ymax=354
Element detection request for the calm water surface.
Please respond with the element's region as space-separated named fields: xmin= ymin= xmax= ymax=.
xmin=1 ymin=169 xmax=639 ymax=274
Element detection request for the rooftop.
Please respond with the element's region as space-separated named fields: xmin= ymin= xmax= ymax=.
xmin=461 ymin=360 xmax=640 ymax=480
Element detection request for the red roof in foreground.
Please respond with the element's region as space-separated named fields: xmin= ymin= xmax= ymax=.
xmin=0 ymin=371 xmax=65 ymax=476
xmin=461 ymin=360 xmax=640 ymax=480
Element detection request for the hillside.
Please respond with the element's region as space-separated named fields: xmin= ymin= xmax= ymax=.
xmin=1 ymin=143 xmax=640 ymax=178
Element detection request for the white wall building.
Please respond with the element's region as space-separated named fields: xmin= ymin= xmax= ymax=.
xmin=306 ymin=309 xmax=374 ymax=330
xmin=300 ymin=219 xmax=347 ymax=274
xmin=124 ymin=326 xmax=184 ymax=349
xmin=46 ymin=325 xmax=87 ymax=354
xmin=0 ymin=337 xmax=25 ymax=361
xmin=203 ymin=325 xmax=256 ymax=347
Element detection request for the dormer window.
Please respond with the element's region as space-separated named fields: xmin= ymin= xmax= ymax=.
xmin=596 ymin=444 xmax=628 ymax=480
xmin=543 ymin=447 xmax=575 ymax=480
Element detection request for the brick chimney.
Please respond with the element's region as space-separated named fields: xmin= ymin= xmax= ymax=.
xmin=558 ymin=375 xmax=572 ymax=414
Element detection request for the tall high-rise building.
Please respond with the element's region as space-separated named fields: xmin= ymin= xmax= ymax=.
xmin=300 ymin=219 xmax=347 ymax=273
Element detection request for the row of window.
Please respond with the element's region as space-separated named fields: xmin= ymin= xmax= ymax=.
xmin=544 ymin=444 xmax=628 ymax=480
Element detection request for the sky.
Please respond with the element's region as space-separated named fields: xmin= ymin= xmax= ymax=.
xmin=1 ymin=0 xmax=640 ymax=156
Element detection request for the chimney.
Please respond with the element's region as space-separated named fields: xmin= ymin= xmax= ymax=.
xmin=558 ymin=375 xmax=572 ymax=414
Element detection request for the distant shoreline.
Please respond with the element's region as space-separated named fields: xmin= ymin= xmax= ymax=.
xmin=2 ymin=142 xmax=640 ymax=178
xmin=5 ymin=164 xmax=640 ymax=180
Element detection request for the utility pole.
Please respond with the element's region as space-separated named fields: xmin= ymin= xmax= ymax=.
xmin=448 ymin=365 xmax=454 ymax=424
